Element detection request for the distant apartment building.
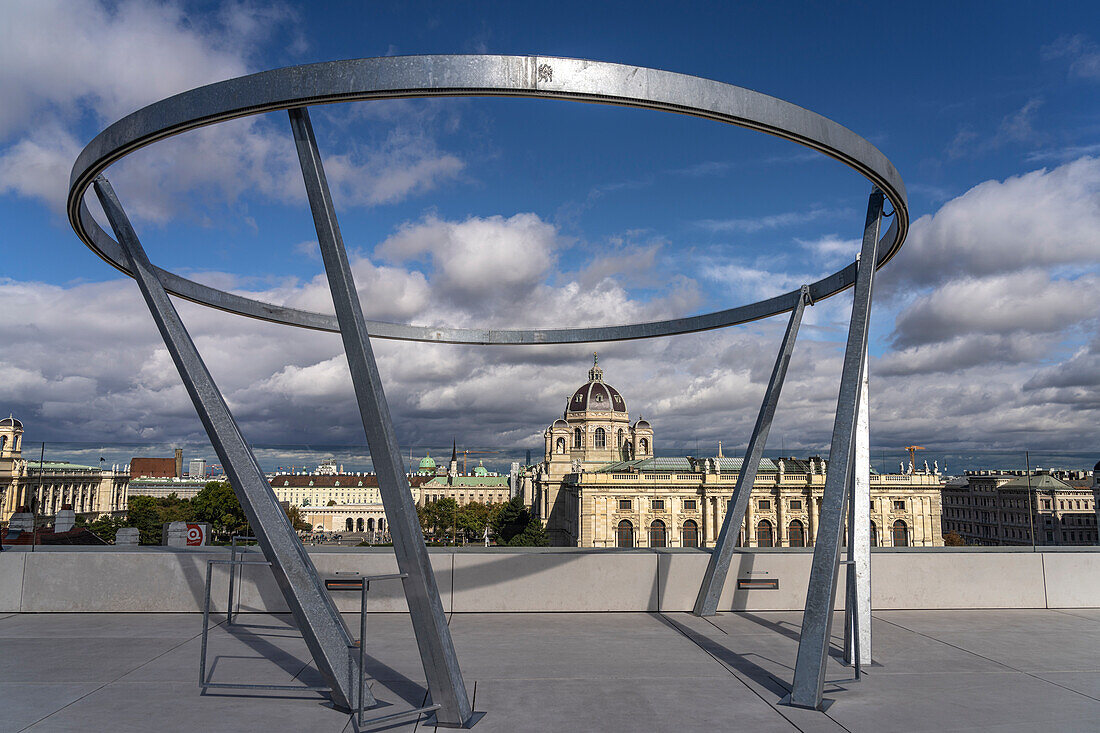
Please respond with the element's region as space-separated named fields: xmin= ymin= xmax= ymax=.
xmin=1 ymin=417 xmax=130 ymax=523
xmin=187 ymin=458 xmax=207 ymax=478
xmin=271 ymin=469 xmax=436 ymax=533
xmin=127 ymin=477 xmax=208 ymax=500
xmin=942 ymin=468 xmax=1099 ymax=546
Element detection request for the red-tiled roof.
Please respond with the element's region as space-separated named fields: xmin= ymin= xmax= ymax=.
xmin=1 ymin=527 xmax=108 ymax=546
xmin=130 ymin=457 xmax=176 ymax=478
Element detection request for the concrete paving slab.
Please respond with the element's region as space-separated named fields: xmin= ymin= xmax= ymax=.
xmin=19 ymin=681 xmax=349 ymax=733
xmin=1053 ymin=608 xmax=1100 ymax=623
xmin=876 ymin=608 xmax=1096 ymax=634
xmin=0 ymin=636 xmax=184 ymax=684
xmin=2 ymin=609 xmax=1097 ymax=733
xmin=0 ymin=682 xmax=99 ymax=733
xmin=448 ymin=612 xmax=727 ymax=682
xmin=659 ymin=613 xmax=848 ymax=733
xmin=877 ymin=610 xmax=1100 ymax=673
xmin=823 ymin=670 xmax=1100 ymax=733
xmin=1031 ymin=671 xmax=1100 ymax=701
xmin=466 ymin=676 xmax=799 ymax=733
xmin=0 ymin=613 xmax=203 ymax=639
xmin=927 ymin=629 xmax=1100 ymax=673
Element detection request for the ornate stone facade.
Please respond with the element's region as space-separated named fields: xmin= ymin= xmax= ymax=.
xmin=524 ymin=358 xmax=944 ymax=548
xmin=1 ymin=417 xmax=130 ymax=523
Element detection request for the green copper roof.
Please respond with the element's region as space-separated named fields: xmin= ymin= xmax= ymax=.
xmin=998 ymin=474 xmax=1074 ymax=492
xmin=422 ymin=476 xmax=508 ymax=487
xmin=27 ymin=461 xmax=100 ymax=472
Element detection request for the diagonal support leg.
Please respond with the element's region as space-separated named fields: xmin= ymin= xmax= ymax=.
xmin=843 ymin=345 xmax=872 ymax=667
xmin=92 ymin=177 xmax=360 ymax=711
xmin=788 ymin=188 xmax=883 ymax=709
xmin=693 ymin=285 xmax=809 ymax=616
xmin=288 ymin=106 xmax=474 ymax=728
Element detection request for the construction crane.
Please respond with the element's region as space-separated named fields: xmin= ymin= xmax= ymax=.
xmin=462 ymin=449 xmax=502 ymax=474
xmin=904 ymin=446 xmax=925 ymax=473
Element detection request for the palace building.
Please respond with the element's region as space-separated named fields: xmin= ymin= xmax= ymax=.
xmin=1 ymin=417 xmax=130 ymax=523
xmin=520 ymin=357 xmax=944 ymax=548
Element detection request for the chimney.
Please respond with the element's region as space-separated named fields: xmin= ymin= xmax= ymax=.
xmin=174 ymin=448 xmax=183 ymax=478
xmin=55 ymin=505 xmax=76 ymax=533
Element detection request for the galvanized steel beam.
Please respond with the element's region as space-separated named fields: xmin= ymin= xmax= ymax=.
xmin=844 ymin=347 xmax=872 ymax=667
xmin=788 ymin=188 xmax=883 ymax=710
xmin=288 ymin=107 xmax=473 ymax=727
xmin=693 ymin=286 xmax=809 ymax=617
xmin=91 ymin=176 xmax=358 ymax=711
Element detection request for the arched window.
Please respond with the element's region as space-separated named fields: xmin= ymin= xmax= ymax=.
xmin=573 ymin=428 xmax=583 ymax=448
xmin=757 ymin=519 xmax=774 ymax=547
xmin=555 ymin=437 xmax=565 ymax=454
xmin=367 ymin=518 xmax=375 ymax=531
xmin=682 ymin=520 xmax=699 ymax=548
xmin=616 ymin=519 xmax=634 ymax=548
xmin=345 ymin=518 xmax=353 ymax=531
xmin=788 ymin=519 xmax=805 ymax=547
xmin=617 ymin=428 xmax=624 ymax=446
xmin=870 ymin=521 xmax=878 ymax=547
xmin=594 ymin=427 xmax=606 ymax=448
xmin=649 ymin=519 xmax=667 ymax=548
xmin=0 ymin=436 xmax=6 ymax=452
xmin=356 ymin=517 xmax=364 ymax=532
xmin=379 ymin=519 xmax=385 ymax=532
xmin=639 ymin=438 xmax=649 ymax=455
xmin=892 ymin=519 xmax=909 ymax=547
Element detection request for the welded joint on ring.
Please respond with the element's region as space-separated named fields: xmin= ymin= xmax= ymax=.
xmin=800 ymin=284 xmax=814 ymax=306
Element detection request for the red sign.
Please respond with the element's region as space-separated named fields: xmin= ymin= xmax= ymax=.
xmin=185 ymin=523 xmax=205 ymax=546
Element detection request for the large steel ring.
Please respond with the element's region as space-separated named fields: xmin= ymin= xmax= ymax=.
xmin=68 ymin=55 xmax=908 ymax=345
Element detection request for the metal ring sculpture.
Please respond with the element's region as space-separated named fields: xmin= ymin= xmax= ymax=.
xmin=69 ymin=55 xmax=908 ymax=717
xmin=68 ymin=55 xmax=908 ymax=345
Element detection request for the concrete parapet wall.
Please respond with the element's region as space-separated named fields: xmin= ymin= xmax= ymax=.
xmin=0 ymin=547 xmax=1096 ymax=613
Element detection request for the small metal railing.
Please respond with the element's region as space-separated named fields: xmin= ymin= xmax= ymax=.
xmin=200 ymin=559 xmax=440 ymax=727
xmin=325 ymin=572 xmax=441 ymax=728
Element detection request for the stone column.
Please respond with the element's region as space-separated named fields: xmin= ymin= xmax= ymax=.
xmin=776 ymin=490 xmax=785 ymax=547
xmin=745 ymin=492 xmax=754 ymax=547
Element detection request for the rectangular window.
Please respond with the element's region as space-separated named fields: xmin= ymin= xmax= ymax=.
xmin=893 ymin=500 xmax=906 ymax=511
xmin=683 ymin=499 xmax=697 ymax=511
xmin=790 ymin=500 xmax=802 ymax=511
xmin=652 ymin=499 xmax=665 ymax=511
xmin=758 ymin=500 xmax=771 ymax=510
xmin=618 ymin=499 xmax=632 ymax=511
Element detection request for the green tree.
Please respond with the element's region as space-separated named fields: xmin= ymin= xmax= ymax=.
xmin=286 ymin=504 xmax=312 ymax=532
xmin=418 ymin=498 xmax=459 ymax=542
xmin=457 ymin=501 xmax=504 ymax=543
xmin=87 ymin=514 xmax=127 ymax=543
xmin=191 ymin=481 xmax=249 ymax=539
xmin=491 ymin=496 xmax=548 ymax=547
xmin=125 ymin=493 xmax=192 ymax=545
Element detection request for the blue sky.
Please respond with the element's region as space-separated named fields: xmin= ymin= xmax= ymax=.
xmin=1 ymin=1 xmax=1098 ymax=466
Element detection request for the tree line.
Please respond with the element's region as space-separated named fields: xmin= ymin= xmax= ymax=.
xmin=81 ymin=481 xmax=548 ymax=546
xmin=417 ymin=495 xmax=548 ymax=546
xmin=79 ymin=481 xmax=309 ymax=544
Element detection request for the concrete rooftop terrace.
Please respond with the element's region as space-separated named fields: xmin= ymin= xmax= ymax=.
xmin=2 ymin=608 xmax=1099 ymax=733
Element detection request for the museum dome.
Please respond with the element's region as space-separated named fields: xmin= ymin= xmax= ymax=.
xmin=418 ymin=454 xmax=436 ymax=471
xmin=566 ymin=354 xmax=626 ymax=414
xmin=0 ymin=416 xmax=22 ymax=429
